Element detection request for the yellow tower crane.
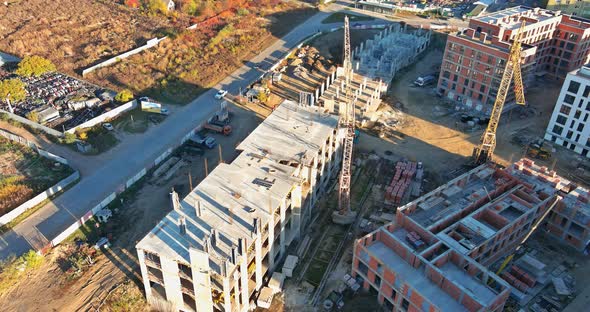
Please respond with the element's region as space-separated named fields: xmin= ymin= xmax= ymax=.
xmin=473 ymin=21 xmax=527 ymax=165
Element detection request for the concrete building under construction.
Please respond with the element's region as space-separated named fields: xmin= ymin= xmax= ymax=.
xmin=136 ymin=100 xmax=341 ymax=312
xmin=352 ymin=158 xmax=590 ymax=311
xmin=437 ymin=6 xmax=590 ymax=113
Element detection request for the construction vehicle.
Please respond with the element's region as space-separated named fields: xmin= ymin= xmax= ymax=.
xmin=526 ymin=143 xmax=552 ymax=160
xmin=473 ymin=21 xmax=527 ymax=165
xmin=205 ymin=117 xmax=232 ymax=136
xmin=493 ymin=198 xmax=560 ymax=279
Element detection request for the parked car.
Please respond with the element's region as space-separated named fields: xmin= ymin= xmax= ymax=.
xmin=102 ymin=123 xmax=114 ymax=131
xmin=94 ymin=237 xmax=111 ymax=250
xmin=215 ymin=89 xmax=228 ymax=99
xmin=160 ymin=108 xmax=169 ymax=115
xmin=190 ymin=135 xmax=217 ymax=149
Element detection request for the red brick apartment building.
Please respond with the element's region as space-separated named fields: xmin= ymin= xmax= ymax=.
xmin=352 ymin=159 xmax=590 ymax=312
xmin=437 ymin=6 xmax=590 ymax=113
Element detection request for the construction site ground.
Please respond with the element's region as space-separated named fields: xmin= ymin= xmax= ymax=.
xmin=259 ymin=26 xmax=590 ymax=310
xmin=0 ymin=102 xmax=264 ymax=311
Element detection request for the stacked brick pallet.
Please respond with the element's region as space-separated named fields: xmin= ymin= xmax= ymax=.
xmin=385 ymin=161 xmax=416 ymax=205
xmin=500 ymin=265 xmax=536 ymax=293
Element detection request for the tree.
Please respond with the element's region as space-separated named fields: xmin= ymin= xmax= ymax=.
xmin=115 ymin=89 xmax=134 ymax=103
xmin=124 ymin=0 xmax=141 ymax=8
xmin=257 ymin=91 xmax=268 ymax=104
xmin=0 ymin=78 xmax=26 ymax=104
xmin=15 ymin=56 xmax=56 ymax=77
xmin=145 ymin=0 xmax=168 ymax=14
xmin=26 ymin=111 xmax=39 ymax=123
xmin=63 ymin=132 xmax=77 ymax=144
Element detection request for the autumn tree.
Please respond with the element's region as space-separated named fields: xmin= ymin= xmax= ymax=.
xmin=114 ymin=89 xmax=134 ymax=102
xmin=145 ymin=0 xmax=168 ymax=14
xmin=0 ymin=78 xmax=26 ymax=104
xmin=257 ymin=91 xmax=268 ymax=104
xmin=15 ymin=56 xmax=56 ymax=77
xmin=124 ymin=0 xmax=141 ymax=8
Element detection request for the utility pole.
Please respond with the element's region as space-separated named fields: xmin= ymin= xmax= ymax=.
xmin=188 ymin=172 xmax=193 ymax=191
xmin=204 ymin=158 xmax=209 ymax=177
xmin=218 ymin=144 xmax=223 ymax=164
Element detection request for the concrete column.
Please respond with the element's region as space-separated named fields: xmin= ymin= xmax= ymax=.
xmin=314 ymin=89 xmax=320 ymax=104
xmin=310 ymin=94 xmax=315 ymax=106
xmin=255 ymin=221 xmax=263 ymax=290
xmin=161 ymin=257 xmax=183 ymax=308
xmin=189 ymin=248 xmax=214 ymax=312
xmin=232 ymin=271 xmax=241 ymax=312
xmin=336 ymin=86 xmax=339 ymax=99
xmin=291 ymin=185 xmax=303 ymax=241
xmin=320 ymin=81 xmax=325 ymax=95
xmin=268 ymin=207 xmax=276 ymax=270
xmin=137 ymin=250 xmax=153 ymax=300
xmin=327 ymin=132 xmax=335 ymax=179
xmin=239 ymin=239 xmax=249 ymax=311
xmin=223 ymin=275 xmax=232 ymax=312
xmin=280 ymin=198 xmax=286 ymax=257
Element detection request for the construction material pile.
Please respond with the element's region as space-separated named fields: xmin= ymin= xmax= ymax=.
xmin=385 ymin=161 xmax=417 ymax=204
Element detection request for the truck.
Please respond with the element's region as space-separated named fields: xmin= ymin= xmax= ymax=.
xmin=140 ymin=97 xmax=169 ymax=115
xmin=190 ymin=135 xmax=216 ymax=149
xmin=204 ymin=118 xmax=232 ymax=136
xmin=414 ymin=75 xmax=436 ymax=87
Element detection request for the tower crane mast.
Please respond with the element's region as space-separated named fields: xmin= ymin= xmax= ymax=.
xmin=473 ymin=21 xmax=526 ymax=164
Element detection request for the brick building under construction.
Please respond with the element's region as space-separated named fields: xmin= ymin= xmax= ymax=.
xmin=437 ymin=6 xmax=590 ymax=112
xmin=352 ymin=159 xmax=590 ymax=311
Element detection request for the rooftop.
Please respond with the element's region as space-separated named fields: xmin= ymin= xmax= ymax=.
xmin=237 ymin=100 xmax=338 ymax=167
xmin=475 ymin=6 xmax=559 ymax=29
xmin=137 ymin=100 xmax=339 ymax=273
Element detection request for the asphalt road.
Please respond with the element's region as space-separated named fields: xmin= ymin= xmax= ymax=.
xmin=0 ymin=1 xmax=456 ymax=259
xmin=0 ymin=3 xmax=354 ymax=259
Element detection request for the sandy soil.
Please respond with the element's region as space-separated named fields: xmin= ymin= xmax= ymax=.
xmin=0 ymin=0 xmax=172 ymax=74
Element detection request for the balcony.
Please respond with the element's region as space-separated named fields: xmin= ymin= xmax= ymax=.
xmin=148 ymin=271 xmax=164 ymax=285
xmin=144 ymin=257 xmax=161 ymax=269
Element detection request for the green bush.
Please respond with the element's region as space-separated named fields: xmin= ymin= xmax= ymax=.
xmin=25 ymin=111 xmax=39 ymax=123
xmin=115 ymin=89 xmax=134 ymax=103
xmin=15 ymin=56 xmax=56 ymax=77
xmin=22 ymin=250 xmax=43 ymax=269
xmin=63 ymin=132 xmax=77 ymax=144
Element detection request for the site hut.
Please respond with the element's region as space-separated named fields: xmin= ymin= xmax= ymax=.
xmin=352 ymin=158 xmax=590 ymax=311
xmin=437 ymin=6 xmax=590 ymax=113
xmin=136 ymin=100 xmax=340 ymax=312
xmin=545 ymin=63 xmax=590 ymax=158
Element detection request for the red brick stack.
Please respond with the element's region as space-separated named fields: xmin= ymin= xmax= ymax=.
xmin=385 ymin=161 xmax=417 ymax=204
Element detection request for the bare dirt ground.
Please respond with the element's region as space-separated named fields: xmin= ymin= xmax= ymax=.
xmin=0 ymin=103 xmax=263 ymax=311
xmin=0 ymin=0 xmax=172 ymax=74
xmin=86 ymin=2 xmax=317 ymax=104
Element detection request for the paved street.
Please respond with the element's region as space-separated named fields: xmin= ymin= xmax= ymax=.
xmin=0 ymin=1 xmax=460 ymax=259
xmin=0 ymin=3 xmax=347 ymax=259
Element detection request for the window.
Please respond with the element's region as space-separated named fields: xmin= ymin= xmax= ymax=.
xmin=566 ymin=42 xmax=576 ymax=51
xmin=402 ymin=299 xmax=410 ymax=311
xmin=579 ymin=99 xmax=585 ymax=108
xmin=567 ymin=130 xmax=574 ymax=139
xmin=583 ymin=86 xmax=590 ymax=97
xmin=453 ymin=74 xmax=458 ymax=82
xmin=568 ymin=81 xmax=581 ymax=94
xmin=480 ymin=85 xmax=486 ymax=92
xmin=374 ymin=275 xmax=381 ymax=287
xmin=478 ymin=94 xmax=483 ymax=101
xmin=560 ymin=105 xmax=572 ymax=115
xmin=443 ymin=71 xmax=450 ymax=78
xmin=565 ymin=94 xmax=576 ymax=104
xmin=575 ymin=110 xmax=582 ymax=119
xmin=358 ymin=261 xmax=369 ymax=276
xmin=553 ymin=125 xmax=564 ymax=135
xmin=578 ymin=123 xmax=585 ymax=132
xmin=556 ymin=115 xmax=568 ymax=125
